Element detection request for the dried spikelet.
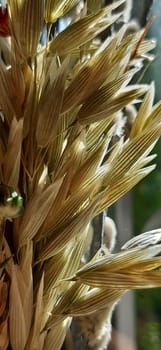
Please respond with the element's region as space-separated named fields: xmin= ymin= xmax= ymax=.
xmin=18 ymin=178 xmax=64 ymax=248
xmin=9 ymin=264 xmax=30 ymax=349
xmin=43 ymin=319 xmax=72 ymax=350
xmin=49 ymin=2 xmax=125 ymax=55
xmin=25 ymin=273 xmax=44 ymax=350
xmin=2 ymin=118 xmax=23 ymax=188
xmin=8 ymin=0 xmax=44 ymax=59
xmin=53 ymin=284 xmax=125 ymax=317
xmin=36 ymin=57 xmax=69 ymax=147
xmin=37 ymin=202 xmax=96 ymax=260
xmin=45 ymin=0 xmax=80 ymax=23
xmin=0 ymin=1 xmax=161 ymax=349
xmin=0 ymin=60 xmax=17 ymax=123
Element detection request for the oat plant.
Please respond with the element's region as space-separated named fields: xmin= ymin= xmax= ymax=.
xmin=0 ymin=1 xmax=161 ymax=349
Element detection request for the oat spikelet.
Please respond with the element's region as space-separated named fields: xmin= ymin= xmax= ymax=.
xmin=0 ymin=1 xmax=160 ymax=349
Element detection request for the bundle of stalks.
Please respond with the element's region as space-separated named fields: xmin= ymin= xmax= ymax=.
xmin=0 ymin=0 xmax=161 ymax=349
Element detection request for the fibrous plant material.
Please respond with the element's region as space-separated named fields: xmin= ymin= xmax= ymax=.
xmin=0 ymin=1 xmax=160 ymax=349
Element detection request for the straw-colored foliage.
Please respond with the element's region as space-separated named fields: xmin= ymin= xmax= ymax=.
xmin=0 ymin=0 xmax=160 ymax=349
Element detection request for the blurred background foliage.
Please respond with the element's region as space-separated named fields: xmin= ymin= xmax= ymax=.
xmin=133 ymin=0 xmax=161 ymax=234
xmin=132 ymin=1 xmax=161 ymax=349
